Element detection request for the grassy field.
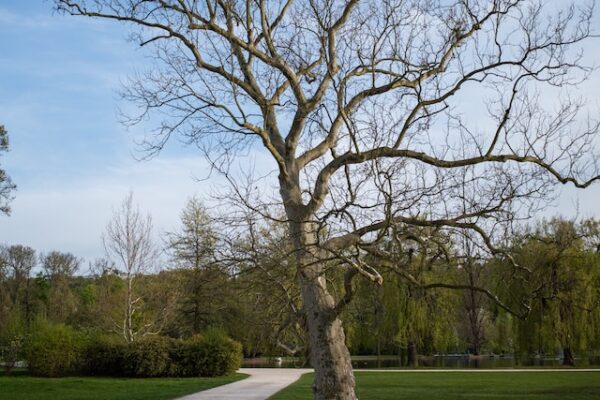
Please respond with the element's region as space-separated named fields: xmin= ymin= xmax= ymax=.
xmin=0 ymin=372 xmax=246 ymax=400
xmin=269 ymin=371 xmax=600 ymax=400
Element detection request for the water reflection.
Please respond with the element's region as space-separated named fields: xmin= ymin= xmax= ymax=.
xmin=242 ymin=355 xmax=600 ymax=369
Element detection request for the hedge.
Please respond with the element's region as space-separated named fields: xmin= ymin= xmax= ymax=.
xmin=24 ymin=322 xmax=88 ymax=377
xmin=123 ymin=336 xmax=172 ymax=377
xmin=85 ymin=334 xmax=127 ymax=376
xmin=170 ymin=328 xmax=243 ymax=377
xmin=24 ymin=324 xmax=242 ymax=378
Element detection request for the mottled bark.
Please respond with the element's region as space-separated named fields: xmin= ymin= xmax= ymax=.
xmin=283 ymin=175 xmax=356 ymax=399
xmin=299 ymin=273 xmax=356 ymax=399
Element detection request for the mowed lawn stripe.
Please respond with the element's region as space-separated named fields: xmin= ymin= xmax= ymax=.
xmin=0 ymin=374 xmax=247 ymax=400
xmin=269 ymin=371 xmax=600 ymax=400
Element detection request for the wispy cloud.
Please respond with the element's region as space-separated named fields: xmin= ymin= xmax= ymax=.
xmin=0 ymin=153 xmax=277 ymax=263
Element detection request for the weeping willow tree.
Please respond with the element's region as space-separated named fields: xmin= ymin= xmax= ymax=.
xmin=392 ymin=284 xmax=460 ymax=366
xmin=509 ymin=219 xmax=600 ymax=365
xmin=343 ymin=226 xmax=463 ymax=365
xmin=342 ymin=270 xmax=459 ymax=365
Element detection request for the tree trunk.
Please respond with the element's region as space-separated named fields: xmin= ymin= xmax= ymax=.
xmin=301 ymin=278 xmax=356 ymax=399
xmin=125 ymin=272 xmax=134 ymax=342
xmin=562 ymin=347 xmax=575 ymax=366
xmin=407 ymin=341 xmax=418 ymax=368
xmin=282 ymin=169 xmax=357 ymax=399
xmin=290 ymin=221 xmax=356 ymax=398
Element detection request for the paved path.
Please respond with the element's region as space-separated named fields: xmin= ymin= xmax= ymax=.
xmin=176 ymin=368 xmax=311 ymax=400
xmin=177 ymin=367 xmax=600 ymax=400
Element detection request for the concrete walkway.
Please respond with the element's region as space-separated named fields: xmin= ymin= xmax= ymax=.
xmin=176 ymin=368 xmax=311 ymax=400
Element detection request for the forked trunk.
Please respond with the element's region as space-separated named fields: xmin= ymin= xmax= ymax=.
xmin=289 ymin=220 xmax=356 ymax=398
xmin=283 ymin=174 xmax=357 ymax=399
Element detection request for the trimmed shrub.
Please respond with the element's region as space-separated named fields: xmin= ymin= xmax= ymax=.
xmin=25 ymin=322 xmax=87 ymax=377
xmin=199 ymin=328 xmax=243 ymax=376
xmin=169 ymin=334 xmax=205 ymax=377
xmin=178 ymin=328 xmax=243 ymax=377
xmin=84 ymin=334 xmax=127 ymax=376
xmin=122 ymin=336 xmax=172 ymax=377
xmin=23 ymin=325 xmax=242 ymax=378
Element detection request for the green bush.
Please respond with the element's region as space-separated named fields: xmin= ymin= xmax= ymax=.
xmin=197 ymin=328 xmax=242 ymax=376
xmin=122 ymin=336 xmax=172 ymax=377
xmin=169 ymin=329 xmax=241 ymax=377
xmin=0 ymin=312 xmax=25 ymax=375
xmin=25 ymin=322 xmax=88 ymax=377
xmin=169 ymin=334 xmax=205 ymax=377
xmin=84 ymin=334 xmax=127 ymax=376
xmin=23 ymin=324 xmax=241 ymax=378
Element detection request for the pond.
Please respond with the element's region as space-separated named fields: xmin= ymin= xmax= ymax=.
xmin=242 ymin=354 xmax=600 ymax=369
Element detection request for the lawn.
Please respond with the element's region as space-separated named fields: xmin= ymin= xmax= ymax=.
xmin=269 ymin=371 xmax=600 ymax=400
xmin=0 ymin=373 xmax=246 ymax=400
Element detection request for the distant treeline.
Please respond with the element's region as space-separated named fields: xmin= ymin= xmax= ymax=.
xmin=2 ymin=197 xmax=600 ymax=368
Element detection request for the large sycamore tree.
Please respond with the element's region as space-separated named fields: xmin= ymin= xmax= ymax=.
xmin=56 ymin=1 xmax=600 ymax=398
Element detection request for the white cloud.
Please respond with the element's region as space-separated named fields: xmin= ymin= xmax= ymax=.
xmin=0 ymin=152 xmax=278 ymax=265
xmin=0 ymin=157 xmax=209 ymax=262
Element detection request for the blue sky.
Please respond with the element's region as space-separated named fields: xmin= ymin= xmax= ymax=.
xmin=0 ymin=1 xmax=599 ymax=265
xmin=0 ymin=1 xmax=228 ymax=263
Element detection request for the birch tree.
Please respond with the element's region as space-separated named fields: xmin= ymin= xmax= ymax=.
xmin=104 ymin=193 xmax=160 ymax=342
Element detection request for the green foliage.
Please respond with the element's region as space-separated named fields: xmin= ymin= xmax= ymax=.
xmin=0 ymin=311 xmax=25 ymax=375
xmin=24 ymin=321 xmax=88 ymax=377
xmin=84 ymin=331 xmax=243 ymax=378
xmin=505 ymin=219 xmax=600 ymax=358
xmin=169 ymin=330 xmax=242 ymax=377
xmin=84 ymin=334 xmax=127 ymax=376
xmin=194 ymin=328 xmax=243 ymax=376
xmin=80 ymin=283 xmax=97 ymax=307
xmin=345 ymin=269 xmax=460 ymax=357
xmin=168 ymin=334 xmax=209 ymax=377
xmin=4 ymin=214 xmax=600 ymax=368
xmin=122 ymin=336 xmax=172 ymax=377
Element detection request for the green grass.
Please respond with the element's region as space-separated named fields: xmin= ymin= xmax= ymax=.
xmin=270 ymin=371 xmax=600 ymax=400
xmin=0 ymin=373 xmax=246 ymax=400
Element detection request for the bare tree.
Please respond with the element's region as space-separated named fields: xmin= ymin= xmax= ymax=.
xmin=42 ymin=251 xmax=80 ymax=279
xmin=0 ymin=125 xmax=16 ymax=216
xmin=56 ymin=1 xmax=600 ymax=397
xmin=104 ymin=192 xmax=160 ymax=342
